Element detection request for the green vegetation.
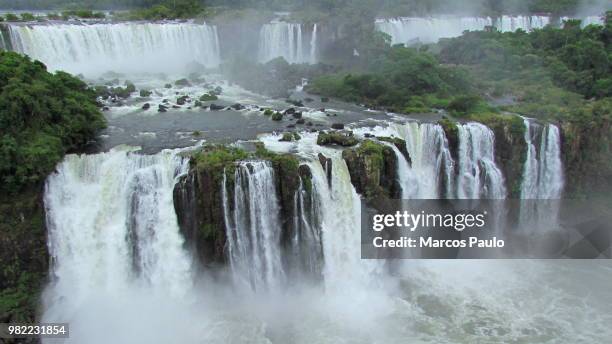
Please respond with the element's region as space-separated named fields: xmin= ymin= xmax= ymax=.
xmin=0 ymin=52 xmax=105 ymax=193
xmin=308 ymin=46 xmax=475 ymax=113
xmin=199 ymin=93 xmax=218 ymax=101
xmin=317 ymin=131 xmax=359 ymax=146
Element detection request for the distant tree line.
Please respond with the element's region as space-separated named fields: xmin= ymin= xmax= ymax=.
xmin=0 ymin=0 xmax=607 ymax=15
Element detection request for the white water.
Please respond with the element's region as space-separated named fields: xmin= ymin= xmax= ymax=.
xmin=456 ymin=122 xmax=506 ymax=199
xmin=42 ymin=147 xmax=193 ymax=342
xmin=224 ymin=160 xmax=285 ymax=292
xmin=521 ymin=120 xmax=564 ymax=200
xmin=376 ymin=14 xmax=602 ymax=45
xmin=8 ymin=22 xmax=220 ymax=76
xmin=258 ymin=21 xmax=317 ymax=64
xmin=354 ymin=121 xmax=454 ymax=199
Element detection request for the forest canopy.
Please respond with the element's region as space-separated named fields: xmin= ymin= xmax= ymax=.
xmin=0 ymin=0 xmax=608 ymax=15
xmin=0 ymin=52 xmax=105 ymax=193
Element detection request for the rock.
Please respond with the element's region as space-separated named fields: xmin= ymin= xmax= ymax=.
xmin=377 ymin=136 xmax=411 ymax=164
xmin=317 ymin=131 xmax=358 ymax=147
xmin=286 ymin=124 xmax=296 ymax=128
xmin=271 ymin=112 xmax=283 ymax=121
xmin=331 ymin=123 xmax=345 ymax=130
xmin=364 ymin=133 xmax=374 ymax=138
xmin=177 ymin=95 xmax=189 ymax=106
xmin=284 ymin=108 xmax=296 ymax=115
xmin=158 ymin=104 xmax=168 ymax=112
xmin=231 ymin=103 xmax=245 ymax=110
xmin=292 ymin=112 xmax=302 ymax=119
xmin=209 ymin=104 xmax=224 ymax=111
xmin=102 ymin=106 xmax=109 ymax=111
xmin=306 ymin=121 xmax=313 ymax=126
xmin=296 ymin=119 xmax=305 ymax=125
xmin=318 ymin=153 xmax=333 ymax=187
xmin=139 ymin=89 xmax=152 ymax=97
xmin=172 ymin=105 xmax=181 ymax=109
xmin=142 ymin=103 xmax=150 ymax=110
xmin=199 ymin=93 xmax=218 ymax=102
xmin=342 ymin=140 xmax=400 ymax=199
xmin=304 ymin=97 xmax=314 ymax=102
xmin=263 ymin=109 xmax=274 ymax=116
xmin=194 ymin=100 xmax=203 ymax=108
xmin=162 ymin=99 xmax=169 ymax=103
xmin=164 ymin=83 xmax=172 ymax=89
xmin=286 ymin=99 xmax=304 ymax=107
xmin=279 ymin=132 xmax=296 ymax=142
xmin=175 ymin=78 xmax=191 ymax=87
xmin=321 ymin=97 xmax=330 ymax=103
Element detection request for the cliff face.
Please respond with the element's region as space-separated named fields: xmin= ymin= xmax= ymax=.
xmin=172 ymin=146 xmax=303 ymax=267
xmin=0 ymin=187 xmax=48 ymax=328
xmin=342 ymin=140 xmax=401 ymax=200
xmin=562 ymin=119 xmax=612 ymax=197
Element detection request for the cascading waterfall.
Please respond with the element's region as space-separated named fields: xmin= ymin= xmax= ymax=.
xmin=8 ymin=22 xmax=220 ymax=75
xmin=223 ymin=160 xmax=285 ymax=291
xmin=289 ymin=177 xmax=323 ymax=281
xmin=520 ymin=121 xmax=564 ymax=230
xmin=521 ymin=121 xmax=564 ymax=199
xmin=258 ymin=21 xmax=317 ymax=64
xmin=456 ymin=123 xmax=506 ymax=199
xmin=43 ymin=148 xmax=193 ymax=322
xmin=387 ymin=122 xmax=454 ymax=199
xmin=375 ymin=14 xmax=603 ymax=45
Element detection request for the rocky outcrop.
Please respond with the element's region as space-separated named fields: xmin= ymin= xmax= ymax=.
xmin=342 ymin=140 xmax=400 ymax=200
xmin=173 ymin=145 xmax=304 ymax=267
xmin=317 ymin=130 xmax=358 ymax=147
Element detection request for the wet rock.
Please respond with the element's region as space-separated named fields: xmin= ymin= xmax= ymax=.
xmin=177 ymin=95 xmax=189 ymax=106
xmin=317 ymin=131 xmax=358 ymax=147
xmin=342 ymin=140 xmax=400 ymax=199
xmin=175 ymin=78 xmax=191 ymax=87
xmin=231 ymin=103 xmax=245 ymax=110
xmin=286 ymin=99 xmax=304 ymax=107
xmin=331 ymin=123 xmax=345 ymax=130
xmin=139 ymin=89 xmax=152 ymax=97
xmin=284 ymin=108 xmax=296 ymax=115
xmin=318 ymin=153 xmax=333 ymax=187
xmin=292 ymin=112 xmax=302 ymax=119
xmin=271 ymin=112 xmax=283 ymax=121
xmin=321 ymin=97 xmax=330 ymax=103
xmin=209 ymin=104 xmax=224 ymax=111
xmin=158 ymin=104 xmax=168 ymax=112
xmin=199 ymin=93 xmax=218 ymax=101
xmin=306 ymin=121 xmax=313 ymax=126
xmin=172 ymin=105 xmax=181 ymax=109
xmin=286 ymin=124 xmax=296 ymax=128
xmin=164 ymin=83 xmax=172 ymax=89
xmin=141 ymin=103 xmax=150 ymax=110
xmin=296 ymin=119 xmax=305 ymax=125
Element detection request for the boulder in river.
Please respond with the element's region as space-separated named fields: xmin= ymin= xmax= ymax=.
xmin=331 ymin=123 xmax=345 ymax=130
xmin=158 ymin=104 xmax=168 ymax=113
xmin=142 ymin=103 xmax=150 ymax=110
xmin=209 ymin=104 xmax=224 ymax=111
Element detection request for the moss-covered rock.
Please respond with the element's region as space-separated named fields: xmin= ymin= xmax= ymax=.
xmin=342 ymin=140 xmax=400 ymax=199
xmin=271 ymin=112 xmax=283 ymax=121
xmin=139 ymin=89 xmax=152 ymax=97
xmin=317 ymin=131 xmax=358 ymax=147
xmin=377 ymin=136 xmax=410 ymax=164
xmin=175 ymin=78 xmax=191 ymax=87
xmin=199 ymin=93 xmax=218 ymax=102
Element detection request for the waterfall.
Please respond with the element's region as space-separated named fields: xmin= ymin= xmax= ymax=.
xmin=8 ymin=22 xmax=220 ymax=76
xmin=258 ymin=21 xmax=317 ymax=64
xmin=224 ymin=161 xmax=285 ymax=291
xmin=43 ymin=148 xmax=192 ymax=316
xmin=521 ymin=121 xmax=564 ymax=199
xmin=309 ymin=23 xmax=318 ymax=64
xmin=375 ymin=15 xmax=602 ymax=45
xmin=289 ymin=176 xmax=323 ymax=281
xmin=388 ymin=122 xmax=454 ymax=199
xmin=456 ymin=123 xmax=506 ymax=199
